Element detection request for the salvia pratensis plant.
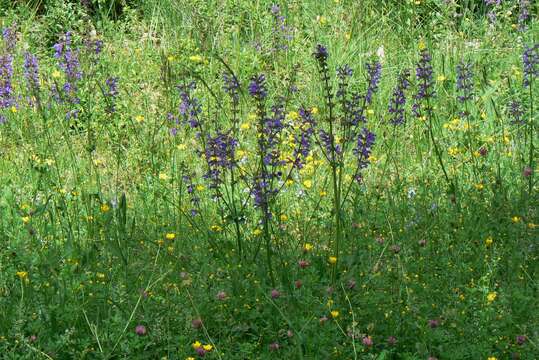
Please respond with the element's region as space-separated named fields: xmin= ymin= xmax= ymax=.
xmin=456 ymin=60 xmax=479 ymax=178
xmin=522 ymin=43 xmax=538 ymax=194
xmin=413 ymin=47 xmax=454 ymax=198
xmin=314 ymin=45 xmax=379 ymax=282
xmin=388 ymin=69 xmax=411 ymax=126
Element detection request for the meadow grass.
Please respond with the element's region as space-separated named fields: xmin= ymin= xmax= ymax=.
xmin=0 ymin=1 xmax=537 ymax=359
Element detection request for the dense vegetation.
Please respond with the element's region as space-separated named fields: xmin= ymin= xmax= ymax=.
xmin=0 ymin=1 xmax=537 ymax=359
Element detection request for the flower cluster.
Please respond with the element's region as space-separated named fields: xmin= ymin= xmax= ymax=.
xmin=203 ymin=131 xmax=238 ymax=190
xmin=413 ymin=49 xmax=435 ymax=116
xmin=456 ymin=61 xmax=474 ymax=102
xmin=53 ymin=32 xmax=82 ymax=108
xmin=103 ymin=77 xmax=119 ymax=113
xmin=178 ymin=82 xmax=202 ymax=129
xmin=388 ymin=69 xmax=410 ymax=125
xmin=270 ymin=4 xmax=293 ymax=52
xmin=523 ymin=43 xmax=539 ymax=87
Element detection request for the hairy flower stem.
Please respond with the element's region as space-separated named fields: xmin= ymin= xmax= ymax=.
xmin=255 ymin=99 xmax=276 ymax=287
xmin=320 ymin=60 xmax=342 ymax=284
xmin=527 ymin=80 xmax=535 ymax=195
xmin=426 ymin=97 xmax=455 ymax=199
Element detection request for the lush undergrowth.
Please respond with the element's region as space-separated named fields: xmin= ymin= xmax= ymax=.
xmin=0 ymin=1 xmax=537 ymax=359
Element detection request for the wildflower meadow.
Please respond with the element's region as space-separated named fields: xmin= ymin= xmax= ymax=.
xmin=0 ymin=0 xmax=537 ymax=359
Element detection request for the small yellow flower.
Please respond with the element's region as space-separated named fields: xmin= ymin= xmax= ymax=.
xmin=280 ymin=214 xmax=288 ymax=222
xmin=192 ymin=341 xmax=202 ymax=349
xmin=22 ymin=216 xmax=30 ymax=224
xmin=418 ymin=39 xmax=426 ymax=51
xmin=303 ymin=243 xmax=314 ymax=252
xmin=330 ymin=310 xmax=339 ymax=318
xmin=287 ymin=111 xmax=299 ymax=121
xmin=189 ymin=55 xmax=203 ymax=63
xmin=319 ymin=190 xmax=327 ymax=197
xmin=159 ymin=173 xmax=169 ymax=181
xmin=96 ymin=273 xmax=105 ymax=279
xmin=210 ymin=225 xmax=222 ymax=232
xmin=437 ymin=75 xmax=447 ymax=82
xmin=303 ymin=179 xmax=312 ymax=189
xmin=52 ymin=70 xmax=61 ymax=78
xmin=240 ymin=122 xmax=250 ymax=130
xmin=10 ymin=106 xmax=17 ymax=113
xmin=196 ymin=184 xmax=205 ymax=191
xmin=16 ymin=271 xmax=28 ymax=280
xmin=165 ymin=233 xmax=176 ymax=240
xmin=177 ymin=143 xmax=187 ymax=150
xmin=186 ymin=357 xmax=196 ymax=360
xmin=311 ymin=107 xmax=319 ymax=115
xmin=253 ymin=228 xmax=262 ymax=236
xmin=511 ymin=216 xmax=521 ymax=223
xmin=488 ymin=357 xmax=497 ymax=360
xmin=285 ymin=179 xmax=294 ymax=186
xmin=367 ymin=109 xmax=375 ymax=115
xmin=487 ymin=292 xmax=497 ymax=303
xmin=328 ymin=256 xmax=337 ymax=265
xmin=167 ymin=55 xmax=175 ymax=61
xmin=100 ymin=203 xmax=110 ymax=213
xmin=317 ymin=15 xmax=327 ymax=25
xmin=485 ymin=236 xmax=493 ymax=247
xmin=135 ymin=115 xmax=144 ymax=123
xmin=202 ymin=344 xmax=213 ymax=351
xmin=474 ymin=183 xmax=484 ymax=191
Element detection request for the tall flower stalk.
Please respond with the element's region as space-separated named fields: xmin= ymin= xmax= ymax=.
xmin=413 ymin=48 xmax=454 ymax=197
xmin=523 ymin=43 xmax=538 ymax=194
xmin=314 ymin=45 xmax=379 ymax=282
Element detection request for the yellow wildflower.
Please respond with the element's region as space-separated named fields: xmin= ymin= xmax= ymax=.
xmin=303 ymin=243 xmax=314 ymax=252
xmin=485 ymin=236 xmax=493 ymax=247
xmin=165 ymin=233 xmax=176 ymax=240
xmin=22 ymin=216 xmax=30 ymax=224
xmin=16 ymin=271 xmax=28 ymax=280
xmin=100 ymin=203 xmax=110 ymax=213
xmin=311 ymin=107 xmax=319 ymax=115
xmin=240 ymin=122 xmax=250 ymax=130
xmin=328 ymin=256 xmax=337 ymax=265
xmin=135 ymin=115 xmax=144 ymax=123
xmin=52 ymin=70 xmax=61 ymax=78
xmin=437 ymin=75 xmax=447 ymax=82
xmin=192 ymin=341 xmax=202 ymax=349
xmin=303 ymin=179 xmax=312 ymax=189
xmin=202 ymin=344 xmax=213 ymax=351
xmin=330 ymin=310 xmax=339 ymax=318
xmin=189 ymin=55 xmax=203 ymax=63
xmin=196 ymin=184 xmax=205 ymax=191
xmin=511 ymin=216 xmax=521 ymax=223
xmin=280 ymin=214 xmax=288 ymax=222
xmin=159 ymin=173 xmax=169 ymax=181
xmin=487 ymin=292 xmax=497 ymax=303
